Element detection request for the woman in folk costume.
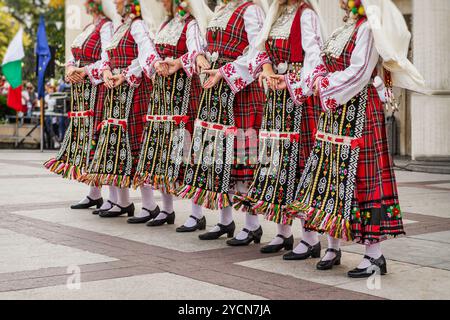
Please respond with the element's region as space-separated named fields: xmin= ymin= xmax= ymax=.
xmin=128 ymin=0 xmax=211 ymax=228
xmin=175 ymin=0 xmax=268 ymax=245
xmin=81 ymin=0 xmax=161 ymax=219
xmin=44 ymin=0 xmax=120 ymax=212
xmin=286 ymin=0 xmax=425 ymax=277
xmin=234 ymin=0 xmax=326 ymax=258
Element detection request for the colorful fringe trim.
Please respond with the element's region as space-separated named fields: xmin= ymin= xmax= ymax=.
xmin=43 ymin=158 xmax=83 ymax=180
xmin=287 ymin=200 xmax=353 ymax=241
xmin=175 ymin=184 xmax=231 ymax=210
xmin=132 ymin=172 xmax=179 ymax=193
xmin=79 ymin=173 xmax=131 ymax=188
xmin=234 ymin=194 xmax=292 ymax=224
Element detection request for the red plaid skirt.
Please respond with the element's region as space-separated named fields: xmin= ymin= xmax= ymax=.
xmin=350 ymin=86 xmax=404 ymax=244
xmin=231 ymin=81 xmax=265 ymax=183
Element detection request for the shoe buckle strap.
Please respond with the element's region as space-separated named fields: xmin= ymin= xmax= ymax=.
xmin=300 ymin=240 xmax=313 ymax=250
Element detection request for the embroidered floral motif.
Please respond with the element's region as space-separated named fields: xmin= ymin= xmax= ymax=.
xmin=386 ymin=204 xmax=402 ymax=219
xmin=222 ymin=63 xmax=236 ymax=78
xmin=91 ymin=68 xmax=101 ymax=80
xmin=294 ymin=87 xmax=303 ymax=98
xmin=320 ymin=77 xmax=330 ymax=89
xmin=325 ymin=97 xmax=337 ymax=111
xmin=146 ymin=54 xmax=156 ymax=66
xmin=314 ymin=64 xmax=327 ymax=75
xmin=234 ymin=78 xmax=247 ymax=91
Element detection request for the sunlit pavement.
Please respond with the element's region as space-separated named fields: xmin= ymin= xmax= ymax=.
xmin=0 ymin=150 xmax=449 ymax=300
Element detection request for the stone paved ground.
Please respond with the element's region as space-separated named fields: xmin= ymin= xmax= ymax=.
xmin=0 ymin=150 xmax=450 ymax=300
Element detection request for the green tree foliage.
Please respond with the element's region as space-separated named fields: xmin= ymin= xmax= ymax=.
xmin=1 ymin=0 xmax=65 ymax=82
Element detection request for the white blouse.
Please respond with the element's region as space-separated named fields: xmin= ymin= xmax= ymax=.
xmin=217 ymin=3 xmax=266 ymax=94
xmin=249 ymin=9 xmax=323 ymax=106
xmin=314 ymin=22 xmax=379 ymax=112
xmin=143 ymin=15 xmax=206 ymax=79
xmin=67 ymin=20 xmax=114 ymax=86
xmin=98 ymin=19 xmax=160 ymax=88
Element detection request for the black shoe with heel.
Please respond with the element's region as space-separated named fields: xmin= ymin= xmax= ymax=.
xmin=71 ymin=196 xmax=104 ymax=210
xmin=92 ymin=200 xmax=116 ymax=215
xmin=283 ymin=240 xmax=321 ymax=261
xmin=199 ymin=221 xmax=235 ymax=240
xmin=176 ymin=215 xmax=206 ymax=233
xmin=146 ymin=211 xmax=175 ymax=227
xmin=316 ymin=248 xmax=342 ymax=270
xmin=260 ymin=235 xmax=294 ymax=254
xmin=347 ymin=255 xmax=387 ymax=278
xmin=99 ymin=203 xmax=134 ymax=218
xmin=127 ymin=206 xmax=160 ymax=224
xmin=226 ymin=226 xmax=263 ymax=247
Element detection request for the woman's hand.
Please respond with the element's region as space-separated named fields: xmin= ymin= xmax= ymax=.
xmin=202 ymin=69 xmax=222 ymax=89
xmin=155 ymin=60 xmax=169 ymax=77
xmin=196 ymin=55 xmax=211 ymax=74
xmin=269 ymin=75 xmax=287 ymax=90
xmin=70 ymin=67 xmax=87 ymax=84
xmin=103 ymin=69 xmax=115 ymax=89
xmin=110 ymin=74 xmax=125 ymax=87
xmin=313 ymin=76 xmax=323 ymax=96
xmin=164 ymin=58 xmax=183 ymax=75
xmin=258 ymin=64 xmax=276 ymax=90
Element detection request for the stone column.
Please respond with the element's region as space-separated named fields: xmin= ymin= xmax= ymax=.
xmin=410 ymin=0 xmax=450 ymax=160
xmin=65 ymin=0 xmax=91 ymax=62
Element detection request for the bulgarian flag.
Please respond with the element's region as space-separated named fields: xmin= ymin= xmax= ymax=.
xmin=2 ymin=27 xmax=25 ymax=112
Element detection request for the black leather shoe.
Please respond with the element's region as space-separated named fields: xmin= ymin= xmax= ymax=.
xmin=199 ymin=221 xmax=235 ymax=240
xmin=127 ymin=206 xmax=160 ymax=224
xmin=260 ymin=234 xmax=294 ymax=254
xmin=71 ymin=196 xmax=103 ymax=210
xmin=92 ymin=200 xmax=116 ymax=215
xmin=316 ymin=248 xmax=342 ymax=270
xmin=176 ymin=215 xmax=206 ymax=233
xmin=99 ymin=203 xmax=134 ymax=218
xmin=283 ymin=240 xmax=321 ymax=261
xmin=146 ymin=211 xmax=175 ymax=227
xmin=347 ymin=255 xmax=387 ymax=278
xmin=226 ymin=226 xmax=263 ymax=247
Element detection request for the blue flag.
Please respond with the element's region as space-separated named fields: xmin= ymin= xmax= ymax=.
xmin=36 ymin=15 xmax=51 ymax=99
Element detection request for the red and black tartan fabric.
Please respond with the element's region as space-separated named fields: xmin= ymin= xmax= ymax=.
xmin=81 ymin=18 xmax=152 ymax=188
xmin=106 ymin=18 xmax=152 ymax=156
xmin=43 ymin=18 xmax=110 ymax=180
xmin=234 ymin=4 xmax=320 ymax=225
xmin=133 ymin=16 xmax=202 ymax=191
xmin=206 ymin=1 xmax=265 ymax=182
xmin=71 ymin=17 xmax=110 ymax=67
xmin=289 ymin=17 xmax=404 ymax=244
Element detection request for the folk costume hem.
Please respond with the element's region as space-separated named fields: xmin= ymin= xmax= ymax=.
xmin=79 ymin=172 xmax=132 ymax=188
xmin=233 ymin=194 xmax=293 ymax=225
xmin=175 ymin=184 xmax=232 ymax=211
xmin=43 ymin=158 xmax=84 ymax=181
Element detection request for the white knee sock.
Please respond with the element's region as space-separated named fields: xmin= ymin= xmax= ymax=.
xmin=109 ymin=188 xmax=131 ymax=212
xmin=155 ymin=191 xmax=174 ymax=220
xmin=99 ymin=186 xmax=118 ymax=210
xmin=109 ymin=186 xmax=118 ymax=203
xmin=358 ymin=243 xmax=382 ymax=268
xmin=88 ymin=186 xmax=102 ymax=199
xmin=235 ymin=213 xmax=260 ymax=240
xmin=183 ymin=202 xmax=204 ymax=227
xmin=209 ymin=206 xmax=233 ymax=232
xmin=293 ymin=219 xmax=319 ymax=254
xmin=269 ymin=224 xmax=293 ymax=245
xmin=78 ymin=186 xmax=102 ymax=204
xmin=134 ymin=185 xmax=157 ymax=218
xmin=321 ymin=235 xmax=341 ymax=261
